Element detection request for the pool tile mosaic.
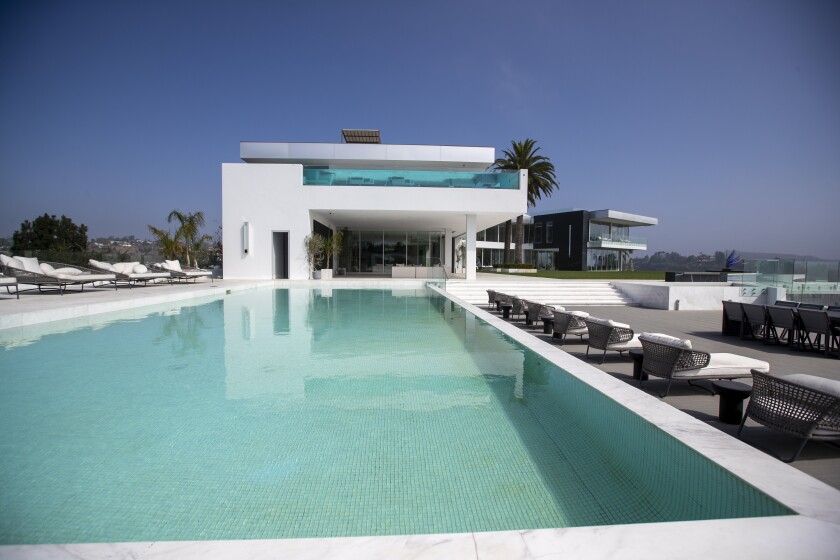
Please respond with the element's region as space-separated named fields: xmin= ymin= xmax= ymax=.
xmin=0 ymin=289 xmax=791 ymax=545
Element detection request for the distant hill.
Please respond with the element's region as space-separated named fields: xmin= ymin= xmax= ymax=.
xmin=735 ymin=250 xmax=834 ymax=262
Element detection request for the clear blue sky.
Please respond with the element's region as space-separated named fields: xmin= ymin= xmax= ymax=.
xmin=2 ymin=0 xmax=838 ymax=259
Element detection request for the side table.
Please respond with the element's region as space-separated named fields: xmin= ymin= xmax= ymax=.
xmin=712 ymin=380 xmax=752 ymax=424
xmin=629 ymin=348 xmax=647 ymax=381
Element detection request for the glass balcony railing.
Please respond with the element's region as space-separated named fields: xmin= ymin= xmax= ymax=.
xmin=303 ymin=168 xmax=519 ymax=189
xmin=587 ymin=235 xmax=647 ymax=247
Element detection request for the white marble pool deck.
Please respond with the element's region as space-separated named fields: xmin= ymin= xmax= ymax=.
xmin=1 ymin=279 xmax=839 ymax=559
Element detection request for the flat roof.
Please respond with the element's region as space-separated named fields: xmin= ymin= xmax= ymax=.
xmin=240 ymin=142 xmax=495 ymax=171
xmin=589 ymin=209 xmax=658 ymax=226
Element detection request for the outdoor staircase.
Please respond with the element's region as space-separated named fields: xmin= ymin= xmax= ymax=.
xmin=444 ymin=279 xmax=635 ymax=308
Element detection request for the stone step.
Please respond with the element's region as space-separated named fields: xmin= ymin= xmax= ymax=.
xmin=444 ymin=280 xmax=634 ymax=307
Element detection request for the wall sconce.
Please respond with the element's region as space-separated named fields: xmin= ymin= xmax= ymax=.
xmin=242 ymin=222 xmax=250 ymax=254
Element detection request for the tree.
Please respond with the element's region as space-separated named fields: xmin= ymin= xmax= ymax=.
xmin=167 ymin=210 xmax=207 ymax=268
xmin=11 ymin=213 xmax=88 ymax=253
xmin=492 ymin=139 xmax=558 ymax=264
xmin=147 ymin=226 xmax=181 ymax=260
xmin=304 ymin=233 xmax=326 ymax=278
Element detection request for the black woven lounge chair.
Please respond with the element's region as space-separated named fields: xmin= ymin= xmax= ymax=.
xmin=523 ymin=300 xmax=555 ymax=328
xmin=738 ymin=370 xmax=840 ymax=462
xmin=2 ymin=259 xmax=116 ymax=295
xmin=552 ymin=310 xmax=589 ymax=345
xmin=584 ymin=317 xmax=640 ymax=363
xmin=638 ymin=333 xmax=769 ymax=397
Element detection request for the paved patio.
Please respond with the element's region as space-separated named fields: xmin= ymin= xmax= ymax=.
xmin=493 ymin=303 xmax=840 ymax=489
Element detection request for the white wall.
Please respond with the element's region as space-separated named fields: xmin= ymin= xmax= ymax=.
xmin=222 ymin=163 xmax=527 ymax=280
xmin=613 ymin=281 xmax=771 ymax=310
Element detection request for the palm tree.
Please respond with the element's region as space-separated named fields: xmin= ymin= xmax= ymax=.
xmin=147 ymin=225 xmax=181 ymax=260
xmin=168 ymin=210 xmax=206 ymax=268
xmin=492 ymin=139 xmax=559 ymax=264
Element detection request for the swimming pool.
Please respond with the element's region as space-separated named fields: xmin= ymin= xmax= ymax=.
xmin=0 ymin=287 xmax=791 ymax=545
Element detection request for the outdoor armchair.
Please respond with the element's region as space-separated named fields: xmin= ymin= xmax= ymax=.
xmin=638 ymin=333 xmax=769 ymax=397
xmin=523 ymin=300 xmax=556 ymax=327
xmin=797 ymin=308 xmax=837 ymax=356
xmin=722 ymin=301 xmax=745 ymax=337
xmin=552 ymin=310 xmax=589 ymax=344
xmin=738 ymin=370 xmax=840 ymax=462
xmin=584 ymin=317 xmax=641 ymax=363
xmin=741 ymin=303 xmax=770 ymax=343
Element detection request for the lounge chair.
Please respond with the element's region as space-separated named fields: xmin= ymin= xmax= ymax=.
xmin=584 ymin=317 xmax=641 ymax=363
xmin=486 ymin=290 xmax=496 ymax=310
xmin=523 ymin=300 xmax=556 ymax=328
xmin=510 ymin=296 xmax=526 ymax=320
xmin=638 ymin=333 xmax=770 ymax=397
xmin=0 ymin=275 xmax=19 ymax=299
xmin=0 ymin=254 xmax=116 ymax=295
xmin=151 ymin=260 xmax=213 ymax=283
xmin=89 ymin=259 xmax=171 ymax=288
xmin=738 ymin=370 xmax=840 ymax=462
xmin=552 ymin=310 xmax=589 ymax=344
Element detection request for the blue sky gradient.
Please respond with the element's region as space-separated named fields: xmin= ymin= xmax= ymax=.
xmin=1 ymin=0 xmax=838 ymax=258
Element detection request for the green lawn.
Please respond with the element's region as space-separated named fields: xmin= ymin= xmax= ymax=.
xmin=484 ymin=270 xmax=665 ymax=280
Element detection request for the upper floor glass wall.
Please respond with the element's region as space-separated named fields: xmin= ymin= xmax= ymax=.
xmin=303 ymin=168 xmax=519 ymax=189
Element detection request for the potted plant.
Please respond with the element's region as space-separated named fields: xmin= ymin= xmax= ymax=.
xmin=304 ymin=233 xmax=326 ymax=279
xmin=320 ymin=230 xmax=344 ymax=279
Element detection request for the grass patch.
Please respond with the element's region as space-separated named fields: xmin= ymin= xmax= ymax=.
xmin=484 ymin=270 xmax=665 ymax=280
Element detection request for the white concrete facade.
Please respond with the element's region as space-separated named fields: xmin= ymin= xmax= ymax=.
xmin=223 ymin=141 xmax=528 ymax=280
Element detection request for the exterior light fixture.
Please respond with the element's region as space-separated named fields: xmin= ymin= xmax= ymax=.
xmin=243 ymin=222 xmax=250 ymax=254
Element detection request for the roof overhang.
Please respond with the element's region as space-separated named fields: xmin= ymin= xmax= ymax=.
xmin=589 ymin=209 xmax=658 ymax=227
xmin=240 ymin=142 xmax=494 ymax=171
xmin=310 ymin=209 xmax=517 ymax=236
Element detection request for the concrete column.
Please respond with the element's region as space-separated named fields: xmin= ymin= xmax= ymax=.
xmin=466 ymin=214 xmax=477 ymax=281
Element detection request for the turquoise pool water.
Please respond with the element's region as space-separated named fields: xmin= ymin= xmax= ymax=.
xmin=0 ymin=288 xmax=791 ymax=544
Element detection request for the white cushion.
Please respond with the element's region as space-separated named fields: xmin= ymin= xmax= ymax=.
xmin=607 ymin=320 xmax=630 ymax=329
xmin=606 ymin=334 xmax=642 ymax=351
xmin=587 ymin=317 xmax=609 ymax=325
xmin=112 ymin=262 xmax=128 ymax=273
xmin=53 ymin=267 xmax=82 ymax=275
xmin=674 ymin=353 xmax=769 ymax=380
xmin=7 ymin=258 xmax=24 ymax=270
xmin=554 ymin=306 xmax=566 ymax=312
xmin=640 ymin=332 xmax=692 ymax=350
xmin=89 ymin=259 xmax=114 ymax=271
xmin=569 ymin=310 xmax=589 ymax=318
xmin=133 ymin=264 xmax=148 ymax=274
xmin=784 ymin=374 xmax=840 ymax=398
xmin=14 ymin=256 xmax=41 ymax=273
xmin=40 ymin=262 xmax=55 ymax=274
xmin=164 ymin=259 xmax=182 ymax=272
xmin=0 ymin=254 xmax=11 ymax=266
xmin=122 ymin=262 xmax=140 ymax=273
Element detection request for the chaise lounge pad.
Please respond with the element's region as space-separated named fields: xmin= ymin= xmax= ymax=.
xmin=673 ymin=353 xmax=769 ymax=380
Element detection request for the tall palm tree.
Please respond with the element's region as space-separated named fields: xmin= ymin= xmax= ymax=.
xmin=168 ymin=210 xmax=206 ymax=267
xmin=492 ymin=139 xmax=559 ymax=264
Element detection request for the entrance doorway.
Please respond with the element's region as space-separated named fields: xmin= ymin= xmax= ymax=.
xmin=272 ymin=232 xmax=289 ymax=279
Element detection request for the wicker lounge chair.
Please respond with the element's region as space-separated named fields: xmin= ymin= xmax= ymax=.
xmin=738 ymin=370 xmax=840 ymax=462
xmin=486 ymin=290 xmax=496 ymax=310
xmin=510 ymin=296 xmax=526 ymax=320
xmin=0 ymin=275 xmax=19 ymax=299
xmin=552 ymin=310 xmax=589 ymax=344
xmin=89 ymin=259 xmax=171 ymax=288
xmin=638 ymin=333 xmax=770 ymax=397
xmin=584 ymin=317 xmax=641 ymax=363
xmin=152 ymin=260 xmax=213 ymax=283
xmin=1 ymin=255 xmax=116 ymax=295
xmin=523 ymin=300 xmax=556 ymax=327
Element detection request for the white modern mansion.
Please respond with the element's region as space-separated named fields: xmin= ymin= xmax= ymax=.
xmin=222 ymin=130 xmax=527 ymax=280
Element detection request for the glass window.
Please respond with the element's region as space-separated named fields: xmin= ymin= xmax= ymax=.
xmin=546 ymin=221 xmax=553 ymax=243
xmin=534 ymin=224 xmax=543 ymax=244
